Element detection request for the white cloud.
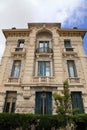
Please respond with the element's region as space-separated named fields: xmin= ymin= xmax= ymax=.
xmin=0 ymin=0 xmax=87 ymax=58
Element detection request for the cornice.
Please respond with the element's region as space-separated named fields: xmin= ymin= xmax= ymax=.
xmin=2 ymin=29 xmax=31 ymax=38
xmin=28 ymin=23 xmax=61 ymax=29
xmin=58 ymin=28 xmax=87 ymax=38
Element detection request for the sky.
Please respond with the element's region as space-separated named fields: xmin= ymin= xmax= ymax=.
xmin=0 ymin=0 xmax=87 ymax=59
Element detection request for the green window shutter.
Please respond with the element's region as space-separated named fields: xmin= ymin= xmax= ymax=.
xmin=67 ymin=61 xmax=71 ymax=77
xmin=38 ymin=61 xmax=43 ymax=76
xmin=46 ymin=92 xmax=52 ymax=114
xmin=11 ymin=102 xmax=16 ymax=113
xmin=17 ymin=61 xmax=21 ymax=77
xmin=71 ymin=92 xmax=84 ymax=114
xmin=11 ymin=61 xmax=15 ymax=77
xmin=35 ymin=92 xmax=41 ymax=114
xmin=73 ymin=61 xmax=77 ymax=77
xmin=43 ymin=61 xmax=46 ymax=76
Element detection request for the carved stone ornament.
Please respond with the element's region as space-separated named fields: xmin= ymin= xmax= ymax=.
xmin=23 ymin=90 xmax=31 ymax=99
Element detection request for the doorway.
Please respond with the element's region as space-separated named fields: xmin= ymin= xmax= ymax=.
xmin=35 ymin=92 xmax=52 ymax=114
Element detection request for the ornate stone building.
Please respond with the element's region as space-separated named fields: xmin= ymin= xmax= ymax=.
xmin=0 ymin=23 xmax=87 ymax=114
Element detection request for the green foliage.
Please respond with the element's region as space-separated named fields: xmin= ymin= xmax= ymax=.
xmin=73 ymin=114 xmax=87 ymax=124
xmin=0 ymin=113 xmax=69 ymax=130
xmin=53 ymin=80 xmax=72 ymax=116
xmin=73 ymin=114 xmax=87 ymax=129
xmin=0 ymin=113 xmax=87 ymax=129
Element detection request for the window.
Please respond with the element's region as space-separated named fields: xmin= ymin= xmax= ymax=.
xmin=71 ymin=92 xmax=84 ymax=113
xmin=35 ymin=92 xmax=52 ymax=114
xmin=38 ymin=61 xmax=50 ymax=76
xmin=11 ymin=60 xmax=21 ymax=78
xmin=4 ymin=91 xmax=17 ymax=113
xmin=64 ymin=40 xmax=73 ymax=51
xmin=39 ymin=41 xmax=49 ymax=53
xmin=67 ymin=60 xmax=77 ymax=77
xmin=17 ymin=39 xmax=24 ymax=48
xmin=64 ymin=40 xmax=71 ymax=48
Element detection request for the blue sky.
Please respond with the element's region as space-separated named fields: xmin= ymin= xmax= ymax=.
xmin=0 ymin=0 xmax=87 ymax=59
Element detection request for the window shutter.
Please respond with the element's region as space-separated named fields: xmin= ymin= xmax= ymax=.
xmin=71 ymin=92 xmax=84 ymax=113
xmin=43 ymin=61 xmax=46 ymax=76
xmin=18 ymin=61 xmax=21 ymax=77
xmin=73 ymin=61 xmax=77 ymax=77
xmin=11 ymin=61 xmax=15 ymax=77
xmin=35 ymin=92 xmax=41 ymax=114
xmin=38 ymin=61 xmax=42 ymax=76
xmin=67 ymin=61 xmax=71 ymax=77
xmin=11 ymin=102 xmax=16 ymax=113
xmin=46 ymin=92 xmax=52 ymax=114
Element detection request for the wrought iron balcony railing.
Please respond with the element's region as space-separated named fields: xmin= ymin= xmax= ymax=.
xmin=65 ymin=47 xmax=73 ymax=51
xmin=15 ymin=47 xmax=23 ymax=51
xmin=36 ymin=47 xmax=53 ymax=53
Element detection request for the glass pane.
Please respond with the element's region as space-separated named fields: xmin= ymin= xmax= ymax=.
xmin=44 ymin=41 xmax=49 ymax=48
xmin=64 ymin=40 xmax=71 ymax=48
xmin=38 ymin=61 xmax=50 ymax=76
xmin=39 ymin=41 xmax=49 ymax=53
xmin=19 ymin=43 xmax=24 ymax=48
xmin=4 ymin=91 xmax=17 ymax=113
xmin=39 ymin=42 xmax=44 ymax=48
xmin=46 ymin=62 xmax=50 ymax=76
xmin=69 ymin=62 xmax=74 ymax=77
xmin=67 ymin=60 xmax=77 ymax=77
xmin=12 ymin=61 xmax=21 ymax=78
xmin=39 ymin=42 xmax=44 ymax=52
xmin=38 ymin=61 xmax=44 ymax=76
xmin=46 ymin=68 xmax=50 ymax=76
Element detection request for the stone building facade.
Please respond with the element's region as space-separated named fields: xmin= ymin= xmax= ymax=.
xmin=0 ymin=23 xmax=87 ymax=114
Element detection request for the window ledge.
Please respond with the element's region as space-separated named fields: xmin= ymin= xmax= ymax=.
xmin=62 ymin=48 xmax=78 ymax=57
xmin=68 ymin=77 xmax=80 ymax=82
xmin=33 ymin=76 xmax=55 ymax=83
xmin=4 ymin=77 xmax=21 ymax=86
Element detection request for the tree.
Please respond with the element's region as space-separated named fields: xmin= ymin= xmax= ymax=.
xmin=53 ymin=80 xmax=72 ymax=129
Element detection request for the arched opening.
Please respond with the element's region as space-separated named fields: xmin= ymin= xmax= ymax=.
xmin=36 ymin=30 xmax=53 ymax=53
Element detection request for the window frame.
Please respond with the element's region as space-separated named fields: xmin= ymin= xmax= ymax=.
xmin=17 ymin=39 xmax=24 ymax=48
xmin=38 ymin=61 xmax=51 ymax=76
xmin=11 ymin=60 xmax=21 ymax=78
xmin=64 ymin=40 xmax=71 ymax=48
xmin=4 ymin=91 xmax=17 ymax=113
xmin=67 ymin=60 xmax=77 ymax=77
xmin=71 ymin=92 xmax=84 ymax=113
xmin=35 ymin=59 xmax=53 ymax=77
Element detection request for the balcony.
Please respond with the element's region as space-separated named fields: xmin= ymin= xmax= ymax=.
xmin=68 ymin=77 xmax=80 ymax=83
xmin=35 ymin=47 xmax=53 ymax=58
xmin=68 ymin=77 xmax=83 ymax=86
xmin=4 ymin=77 xmax=21 ymax=86
xmin=36 ymin=47 xmax=53 ymax=53
xmin=62 ymin=48 xmax=78 ymax=57
xmin=11 ymin=47 xmax=26 ymax=58
xmin=65 ymin=47 xmax=73 ymax=51
xmin=32 ymin=76 xmax=56 ymax=86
